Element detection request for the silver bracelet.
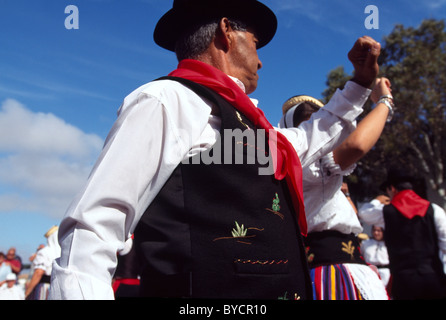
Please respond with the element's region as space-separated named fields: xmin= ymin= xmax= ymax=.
xmin=375 ymin=98 xmax=394 ymax=122
xmin=379 ymin=94 xmax=393 ymax=101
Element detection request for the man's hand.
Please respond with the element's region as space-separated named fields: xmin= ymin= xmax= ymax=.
xmin=375 ymin=194 xmax=390 ymax=205
xmin=348 ymin=36 xmax=381 ymax=88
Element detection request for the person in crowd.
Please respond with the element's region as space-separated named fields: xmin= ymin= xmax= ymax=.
xmin=360 ymin=224 xmax=391 ymax=290
xmin=49 ymin=0 xmax=381 ymax=299
xmin=25 ymin=226 xmax=61 ymax=300
xmin=341 ymin=181 xmax=358 ymax=214
xmin=358 ymin=169 xmax=446 ymax=299
xmin=5 ymin=247 xmax=22 ymax=275
xmin=279 ymin=78 xmax=393 ymax=299
xmin=0 ymin=252 xmax=12 ymax=283
xmin=0 ymin=273 xmax=24 ymax=300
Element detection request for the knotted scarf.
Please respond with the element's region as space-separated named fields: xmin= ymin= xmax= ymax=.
xmin=169 ymin=59 xmax=307 ymax=235
xmin=391 ymin=189 xmax=430 ymax=219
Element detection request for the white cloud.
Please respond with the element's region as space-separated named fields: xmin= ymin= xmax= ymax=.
xmin=0 ymin=99 xmax=104 ymax=218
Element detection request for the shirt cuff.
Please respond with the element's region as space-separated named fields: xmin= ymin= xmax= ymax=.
xmin=49 ymin=260 xmax=115 ymax=300
xmin=323 ymin=81 xmax=371 ymax=122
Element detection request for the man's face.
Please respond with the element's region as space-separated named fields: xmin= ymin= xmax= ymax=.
xmin=6 ymin=250 xmax=15 ymax=260
xmin=227 ymin=28 xmax=262 ymax=94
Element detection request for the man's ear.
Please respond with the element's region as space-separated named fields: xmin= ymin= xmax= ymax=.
xmin=215 ymin=17 xmax=233 ymax=52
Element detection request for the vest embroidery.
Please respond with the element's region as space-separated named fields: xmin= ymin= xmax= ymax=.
xmin=305 ymin=247 xmax=315 ymax=264
xmin=278 ymin=291 xmax=301 ymax=300
xmin=341 ymin=241 xmax=355 ymax=260
xmin=265 ymin=193 xmax=284 ymax=220
xmin=213 ymin=221 xmax=264 ymax=245
xmin=235 ymin=111 xmax=251 ymax=130
xmin=234 ymin=259 xmax=288 ymax=265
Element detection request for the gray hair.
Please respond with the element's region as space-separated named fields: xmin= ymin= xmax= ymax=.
xmin=175 ymin=19 xmax=248 ymax=61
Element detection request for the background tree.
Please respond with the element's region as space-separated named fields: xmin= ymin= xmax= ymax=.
xmin=322 ymin=19 xmax=446 ymax=208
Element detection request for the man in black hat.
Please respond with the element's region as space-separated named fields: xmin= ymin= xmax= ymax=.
xmin=50 ymin=0 xmax=382 ymax=299
xmin=359 ymin=169 xmax=446 ymax=299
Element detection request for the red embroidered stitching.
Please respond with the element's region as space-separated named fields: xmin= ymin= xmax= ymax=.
xmin=236 ymin=141 xmax=268 ymax=155
xmin=234 ymin=259 xmax=289 ymax=265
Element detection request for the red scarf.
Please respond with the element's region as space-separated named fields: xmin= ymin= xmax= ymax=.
xmin=169 ymin=59 xmax=307 ymax=235
xmin=391 ymin=189 xmax=430 ymax=219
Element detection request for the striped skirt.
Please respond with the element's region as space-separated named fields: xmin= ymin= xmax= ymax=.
xmin=310 ymin=264 xmax=363 ymax=300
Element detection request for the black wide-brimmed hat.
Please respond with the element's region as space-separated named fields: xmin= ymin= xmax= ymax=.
xmin=154 ymin=0 xmax=277 ymax=52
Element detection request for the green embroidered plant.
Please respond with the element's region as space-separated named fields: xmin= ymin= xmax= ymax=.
xmin=232 ymin=221 xmax=248 ymax=238
xmin=272 ymin=193 xmax=280 ymax=212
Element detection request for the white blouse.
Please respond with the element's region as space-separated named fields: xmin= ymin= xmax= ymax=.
xmin=302 ymin=152 xmax=363 ymax=234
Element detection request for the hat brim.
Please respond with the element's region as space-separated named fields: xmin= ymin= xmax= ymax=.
xmin=154 ymin=1 xmax=277 ymax=52
xmin=282 ymin=95 xmax=324 ymax=115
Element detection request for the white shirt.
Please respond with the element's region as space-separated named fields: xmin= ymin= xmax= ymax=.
xmin=358 ymin=198 xmax=446 ymax=272
xmin=361 ymin=238 xmax=391 ymax=287
xmin=0 ymin=284 xmax=25 ymax=300
xmin=302 ymin=152 xmax=362 ymax=234
xmin=49 ymin=78 xmax=370 ymax=300
xmin=33 ymin=231 xmax=61 ymax=276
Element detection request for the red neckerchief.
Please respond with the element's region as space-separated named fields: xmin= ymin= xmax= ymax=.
xmin=168 ymin=59 xmax=307 ymax=235
xmin=391 ymin=190 xmax=430 ymax=219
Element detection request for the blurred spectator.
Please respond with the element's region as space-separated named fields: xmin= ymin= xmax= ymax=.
xmin=361 ymin=224 xmax=391 ymax=289
xmin=29 ymin=244 xmax=45 ymax=264
xmin=0 ymin=273 xmax=24 ymax=300
xmin=0 ymin=252 xmax=12 ymax=282
xmin=5 ymin=247 xmax=22 ymax=275
xmin=25 ymin=226 xmax=61 ymax=300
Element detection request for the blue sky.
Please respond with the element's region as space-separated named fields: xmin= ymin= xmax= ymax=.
xmin=0 ymin=0 xmax=445 ymax=264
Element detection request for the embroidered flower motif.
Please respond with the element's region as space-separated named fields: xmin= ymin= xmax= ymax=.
xmin=305 ymin=246 xmax=315 ymax=263
xmin=341 ymin=241 xmax=355 ymax=260
xmin=278 ymin=291 xmax=301 ymax=300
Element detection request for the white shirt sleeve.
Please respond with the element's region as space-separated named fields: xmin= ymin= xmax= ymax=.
xmin=277 ymin=81 xmax=370 ymax=167
xmin=357 ymin=199 xmax=385 ymax=228
xmin=50 ymin=81 xmax=213 ymax=299
xmin=432 ymin=204 xmax=446 ymax=272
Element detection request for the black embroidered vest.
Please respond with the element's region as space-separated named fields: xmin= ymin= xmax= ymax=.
xmin=133 ymin=77 xmax=312 ymax=300
xmin=383 ymin=203 xmax=444 ymax=276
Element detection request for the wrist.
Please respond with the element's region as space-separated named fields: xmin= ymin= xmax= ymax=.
xmin=374 ymin=96 xmax=394 ymax=122
xmin=351 ymin=77 xmax=373 ymax=89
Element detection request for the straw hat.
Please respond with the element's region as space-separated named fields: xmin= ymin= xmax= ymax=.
xmin=44 ymin=226 xmax=58 ymax=238
xmin=282 ymin=95 xmax=324 ymax=115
